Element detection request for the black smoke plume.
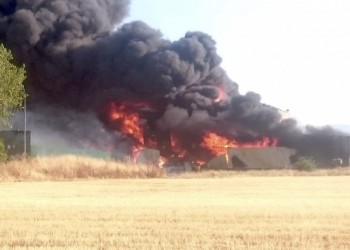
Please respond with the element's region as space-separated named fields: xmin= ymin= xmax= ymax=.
xmin=1 ymin=0 xmax=348 ymax=165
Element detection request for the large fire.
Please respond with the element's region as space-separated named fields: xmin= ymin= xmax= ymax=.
xmin=201 ymin=132 xmax=278 ymax=156
xmin=109 ymin=102 xmax=148 ymax=163
xmin=107 ymin=102 xmax=279 ymax=167
xmin=109 ymin=102 xmax=145 ymax=145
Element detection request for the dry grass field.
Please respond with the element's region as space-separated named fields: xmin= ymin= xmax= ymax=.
xmin=1 ymin=155 xmax=350 ymax=182
xmin=1 ymin=176 xmax=350 ymax=249
xmin=0 ymin=155 xmax=165 ymax=181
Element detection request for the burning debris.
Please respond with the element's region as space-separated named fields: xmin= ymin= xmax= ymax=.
xmin=1 ymin=0 xmax=349 ymax=168
xmin=201 ymin=132 xmax=278 ymax=156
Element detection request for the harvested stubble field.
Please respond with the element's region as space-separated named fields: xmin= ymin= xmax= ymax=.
xmin=1 ymin=173 xmax=350 ymax=249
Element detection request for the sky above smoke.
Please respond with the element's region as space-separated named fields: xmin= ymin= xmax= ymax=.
xmin=1 ymin=0 xmax=348 ymax=164
xmin=124 ymin=0 xmax=350 ymax=127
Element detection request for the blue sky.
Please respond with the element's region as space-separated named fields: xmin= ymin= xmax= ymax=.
xmin=123 ymin=0 xmax=350 ymax=126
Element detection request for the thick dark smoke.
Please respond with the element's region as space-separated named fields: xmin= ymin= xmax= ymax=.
xmin=1 ymin=0 xmax=348 ymax=165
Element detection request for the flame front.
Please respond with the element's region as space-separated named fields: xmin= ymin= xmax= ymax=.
xmin=201 ymin=132 xmax=278 ymax=156
xmin=109 ymin=102 xmax=144 ymax=145
xmin=108 ymin=102 xmax=279 ymax=167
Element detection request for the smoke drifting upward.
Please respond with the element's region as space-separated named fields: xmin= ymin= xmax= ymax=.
xmin=1 ymin=0 xmax=348 ymax=165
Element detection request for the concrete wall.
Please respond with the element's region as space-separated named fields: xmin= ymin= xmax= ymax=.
xmin=206 ymin=155 xmax=228 ymax=170
xmin=227 ymin=147 xmax=296 ymax=169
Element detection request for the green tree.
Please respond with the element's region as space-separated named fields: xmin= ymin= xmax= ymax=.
xmin=0 ymin=44 xmax=26 ymax=161
xmin=0 ymin=44 xmax=26 ymax=126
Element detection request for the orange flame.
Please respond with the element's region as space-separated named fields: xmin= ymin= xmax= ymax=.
xmin=214 ymin=87 xmax=226 ymax=103
xmin=159 ymin=156 xmax=167 ymax=167
xmin=170 ymin=134 xmax=186 ymax=158
xmin=201 ymin=132 xmax=278 ymax=156
xmin=109 ymin=102 xmax=144 ymax=145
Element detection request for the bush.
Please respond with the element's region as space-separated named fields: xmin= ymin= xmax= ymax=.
xmin=294 ymin=156 xmax=317 ymax=171
xmin=0 ymin=139 xmax=8 ymax=162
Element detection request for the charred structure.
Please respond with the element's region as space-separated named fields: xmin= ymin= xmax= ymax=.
xmin=1 ymin=0 xmax=349 ymax=167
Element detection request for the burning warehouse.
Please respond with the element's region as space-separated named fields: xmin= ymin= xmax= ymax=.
xmin=1 ymin=0 xmax=349 ymax=168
